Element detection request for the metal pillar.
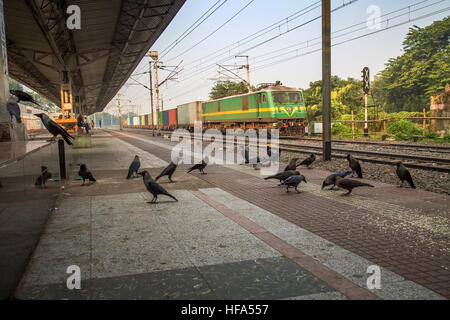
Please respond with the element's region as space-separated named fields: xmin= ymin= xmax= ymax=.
xmin=58 ymin=139 xmax=66 ymax=179
xmin=322 ymin=0 xmax=332 ymax=161
xmin=364 ymin=93 xmax=369 ymax=137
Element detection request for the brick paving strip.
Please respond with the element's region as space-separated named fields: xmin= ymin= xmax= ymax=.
xmin=109 ymin=129 xmax=450 ymax=298
xmin=191 ymin=190 xmax=380 ymax=300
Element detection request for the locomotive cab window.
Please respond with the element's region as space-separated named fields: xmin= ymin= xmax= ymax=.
xmin=288 ymin=93 xmax=302 ymax=103
xmin=273 ymin=92 xmax=287 ymax=103
xmin=262 ymin=94 xmax=267 ymax=103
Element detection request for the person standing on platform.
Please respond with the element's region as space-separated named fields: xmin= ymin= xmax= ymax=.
xmin=77 ymin=113 xmax=90 ymax=134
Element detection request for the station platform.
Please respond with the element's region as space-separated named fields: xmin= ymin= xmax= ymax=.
xmin=3 ymin=129 xmax=448 ymax=300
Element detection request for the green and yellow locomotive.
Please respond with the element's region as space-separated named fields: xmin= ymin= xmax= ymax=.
xmin=202 ymin=84 xmax=307 ymax=135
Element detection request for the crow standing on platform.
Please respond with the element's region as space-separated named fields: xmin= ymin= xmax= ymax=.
xmin=346 ymin=154 xmax=363 ymax=178
xmin=335 ymin=176 xmax=373 ymax=196
xmin=7 ymin=96 xmax=21 ymax=123
xmin=35 ymin=166 xmax=52 ymax=188
xmin=264 ymin=170 xmax=300 ymax=183
xmin=78 ymin=164 xmax=96 ymax=185
xmin=187 ymin=157 xmax=208 ymax=174
xmin=155 ymin=158 xmax=179 ymax=182
xmin=284 ymin=158 xmax=299 ymax=171
xmin=298 ymin=154 xmax=316 ymax=169
xmin=10 ymin=90 xmax=41 ymax=106
xmin=126 ymin=155 xmax=140 ymax=179
xmin=279 ymin=175 xmax=307 ymax=193
xmin=322 ymin=171 xmax=352 ymax=190
xmin=139 ymin=171 xmax=177 ymax=203
xmin=35 ymin=113 xmax=74 ymax=145
xmin=396 ymin=162 xmax=416 ymax=189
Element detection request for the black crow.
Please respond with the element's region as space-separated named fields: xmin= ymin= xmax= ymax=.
xmin=139 ymin=171 xmax=177 ymax=203
xmin=284 ymin=158 xmax=299 ymax=171
xmin=396 ymin=162 xmax=416 ymax=189
xmin=187 ymin=158 xmax=208 ymax=174
xmin=322 ymin=171 xmax=352 ymax=190
xmin=78 ymin=164 xmax=96 ymax=185
xmin=35 ymin=166 xmax=52 ymax=188
xmin=347 ymin=154 xmax=363 ymax=178
xmin=299 ymin=154 xmax=316 ymax=169
xmin=10 ymin=90 xmax=41 ymax=106
xmin=264 ymin=170 xmax=300 ymax=183
xmin=7 ymin=96 xmax=21 ymax=123
xmin=335 ymin=176 xmax=373 ymax=196
xmin=126 ymin=155 xmax=140 ymax=179
xmin=35 ymin=113 xmax=74 ymax=145
xmin=279 ymin=174 xmax=307 ymax=193
xmin=155 ymin=158 xmax=179 ymax=182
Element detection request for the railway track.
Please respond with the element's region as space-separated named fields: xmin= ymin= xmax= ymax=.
xmin=281 ymin=136 xmax=450 ymax=153
xmin=123 ymin=128 xmax=450 ymax=173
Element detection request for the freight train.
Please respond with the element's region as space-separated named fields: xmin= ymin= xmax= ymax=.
xmin=124 ymin=83 xmax=307 ymax=135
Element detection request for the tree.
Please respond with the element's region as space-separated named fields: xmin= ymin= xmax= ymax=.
xmin=209 ymin=81 xmax=255 ymax=99
xmin=303 ymin=76 xmax=363 ymax=120
xmin=374 ymin=17 xmax=450 ymax=112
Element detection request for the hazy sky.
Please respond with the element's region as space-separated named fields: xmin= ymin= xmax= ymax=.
xmin=108 ymin=0 xmax=449 ymax=115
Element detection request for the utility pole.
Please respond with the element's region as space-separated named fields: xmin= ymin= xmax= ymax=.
xmin=149 ymin=60 xmax=154 ymax=133
xmin=149 ymin=51 xmax=160 ymax=130
xmin=118 ymin=91 xmax=123 ymax=131
xmin=322 ymin=0 xmax=332 ymax=161
xmin=236 ymin=55 xmax=251 ymax=92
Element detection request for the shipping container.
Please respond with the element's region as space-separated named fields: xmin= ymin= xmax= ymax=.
xmin=129 ymin=116 xmax=134 ymax=126
xmin=168 ymin=109 xmax=177 ymax=126
xmin=162 ymin=110 xmax=169 ymax=126
xmin=133 ymin=116 xmax=139 ymax=126
xmin=177 ymin=101 xmax=203 ymax=127
xmin=159 ymin=112 xmax=163 ymax=126
xmin=144 ymin=114 xmax=149 ymax=126
xmin=153 ymin=112 xmax=158 ymax=127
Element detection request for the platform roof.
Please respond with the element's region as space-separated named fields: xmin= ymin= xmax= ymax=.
xmin=4 ymin=0 xmax=185 ymax=114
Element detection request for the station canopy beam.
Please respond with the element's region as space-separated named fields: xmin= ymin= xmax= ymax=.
xmin=3 ymin=0 xmax=185 ymax=114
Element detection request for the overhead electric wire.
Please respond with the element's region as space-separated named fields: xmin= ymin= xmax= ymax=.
xmin=168 ymin=1 xmax=322 ymax=71
xmin=250 ymin=0 xmax=444 ymax=67
xmin=164 ymin=0 xmax=256 ymax=63
xmin=163 ymin=0 xmax=358 ymax=91
xmin=159 ymin=0 xmax=228 ymax=58
xmin=252 ymin=5 xmax=450 ymax=72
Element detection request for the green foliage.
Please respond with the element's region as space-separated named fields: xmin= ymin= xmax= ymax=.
xmin=331 ymin=123 xmax=362 ymax=137
xmin=387 ymin=119 xmax=422 ymax=141
xmin=424 ymin=130 xmax=439 ymax=140
xmin=373 ymin=17 xmax=450 ymax=112
xmin=209 ymin=81 xmax=255 ymax=99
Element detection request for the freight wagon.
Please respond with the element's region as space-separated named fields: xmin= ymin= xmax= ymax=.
xmin=177 ymin=101 xmax=203 ymax=131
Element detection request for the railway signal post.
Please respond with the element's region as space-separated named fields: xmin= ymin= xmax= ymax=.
xmin=362 ymin=67 xmax=370 ymax=137
xmin=322 ymin=0 xmax=332 ymax=161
